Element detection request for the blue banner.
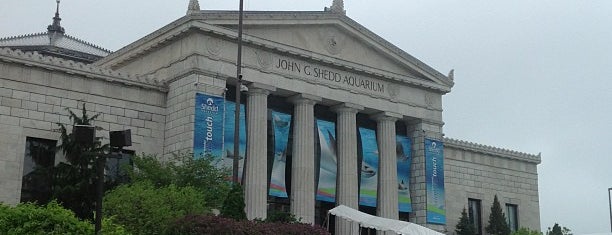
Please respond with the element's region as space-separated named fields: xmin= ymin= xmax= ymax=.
xmin=425 ymin=138 xmax=445 ymax=224
xmin=316 ymin=119 xmax=337 ymax=202
xmin=397 ymin=135 xmax=412 ymax=212
xmin=193 ymin=93 xmax=225 ymax=159
xmin=269 ymin=111 xmax=292 ymax=197
xmin=358 ymin=127 xmax=378 ymax=207
xmin=223 ymin=100 xmax=247 ymax=182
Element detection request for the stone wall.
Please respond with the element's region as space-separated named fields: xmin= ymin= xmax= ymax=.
xmin=444 ymin=138 xmax=541 ymax=232
xmin=0 ymin=49 xmax=167 ymax=204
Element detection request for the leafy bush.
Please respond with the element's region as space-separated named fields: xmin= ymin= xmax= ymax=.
xmin=0 ymin=201 xmax=93 ymax=234
xmin=265 ymin=210 xmax=301 ymax=224
xmin=103 ymin=181 xmax=208 ymax=235
xmin=0 ymin=201 xmax=130 ymax=235
xmin=220 ymin=183 xmax=247 ymax=220
xmin=512 ymin=227 xmax=542 ymax=235
xmin=128 ymin=153 xmax=230 ymax=209
xmin=102 ymin=217 xmax=132 ymax=235
xmin=170 ymin=214 xmax=330 ymax=235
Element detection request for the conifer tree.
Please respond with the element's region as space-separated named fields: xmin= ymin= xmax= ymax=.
xmin=456 ymin=207 xmax=476 ymax=235
xmin=52 ymin=104 xmax=108 ymax=221
xmin=485 ymin=195 xmax=511 ymax=235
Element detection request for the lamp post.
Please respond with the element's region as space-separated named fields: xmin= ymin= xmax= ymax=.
xmin=232 ymin=0 xmax=244 ymax=184
xmin=608 ymin=187 xmax=612 ymax=233
xmin=95 ymin=130 xmax=131 ymax=234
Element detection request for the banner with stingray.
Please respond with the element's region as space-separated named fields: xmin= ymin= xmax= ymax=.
xmin=268 ymin=111 xmax=292 ymax=198
xmin=396 ymin=135 xmax=412 ymax=212
xmin=316 ymin=119 xmax=337 ymax=203
xmin=358 ymin=127 xmax=378 ymax=207
xmin=223 ymin=100 xmax=247 ymax=182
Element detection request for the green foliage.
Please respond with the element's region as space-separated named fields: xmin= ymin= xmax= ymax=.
xmin=265 ymin=210 xmax=301 ymax=224
xmin=485 ymin=195 xmax=511 ymax=235
xmin=512 ymin=227 xmax=542 ymax=235
xmin=0 ymin=201 xmax=130 ymax=235
xmin=456 ymin=207 xmax=476 ymax=235
xmin=101 ymin=217 xmax=132 ymax=235
xmin=128 ymin=153 xmax=230 ymax=209
xmin=52 ymin=104 xmax=109 ymax=221
xmin=220 ymin=183 xmax=247 ymax=220
xmin=546 ymin=223 xmax=572 ymax=235
xmin=103 ymin=181 xmax=208 ymax=235
xmin=0 ymin=201 xmax=93 ymax=234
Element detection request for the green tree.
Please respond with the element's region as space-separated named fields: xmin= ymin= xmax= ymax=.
xmin=128 ymin=153 xmax=230 ymax=209
xmin=52 ymin=104 xmax=108 ymax=221
xmin=546 ymin=223 xmax=572 ymax=235
xmin=485 ymin=195 xmax=511 ymax=235
xmin=456 ymin=207 xmax=476 ymax=235
xmin=103 ymin=181 xmax=208 ymax=235
xmin=221 ymin=183 xmax=247 ymax=220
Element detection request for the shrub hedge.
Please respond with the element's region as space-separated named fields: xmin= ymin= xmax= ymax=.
xmin=0 ymin=201 xmax=129 ymax=235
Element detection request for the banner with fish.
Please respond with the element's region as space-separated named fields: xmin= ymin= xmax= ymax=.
xmin=396 ymin=135 xmax=412 ymax=212
xmin=193 ymin=93 xmax=225 ymax=159
xmin=425 ymin=138 xmax=445 ymax=224
xmin=316 ymin=119 xmax=337 ymax=203
xmin=223 ymin=100 xmax=247 ymax=182
xmin=358 ymin=127 xmax=378 ymax=207
xmin=269 ymin=111 xmax=292 ymax=198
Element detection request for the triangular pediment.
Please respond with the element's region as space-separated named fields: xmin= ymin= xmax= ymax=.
xmin=201 ymin=11 xmax=453 ymax=91
xmin=96 ymin=11 xmax=453 ymax=93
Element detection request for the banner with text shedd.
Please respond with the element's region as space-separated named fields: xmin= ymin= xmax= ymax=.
xmin=193 ymin=93 xmax=225 ymax=159
xmin=425 ymin=138 xmax=445 ymax=224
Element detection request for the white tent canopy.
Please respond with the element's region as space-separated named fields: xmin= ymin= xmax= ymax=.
xmin=327 ymin=205 xmax=445 ymax=235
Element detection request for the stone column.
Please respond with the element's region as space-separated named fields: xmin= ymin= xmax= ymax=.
xmin=372 ymin=112 xmax=402 ymax=220
xmin=244 ymin=83 xmax=275 ymax=221
xmin=288 ymin=94 xmax=320 ymax=224
xmin=408 ymin=119 xmax=444 ymax=231
xmin=331 ymin=103 xmax=363 ymax=235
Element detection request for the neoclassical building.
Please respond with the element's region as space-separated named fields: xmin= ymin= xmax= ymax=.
xmin=0 ymin=1 xmax=541 ymax=234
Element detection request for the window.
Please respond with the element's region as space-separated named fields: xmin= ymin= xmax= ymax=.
xmin=506 ymin=204 xmax=518 ymax=232
xmin=21 ymin=137 xmax=57 ymax=204
xmin=468 ymin=198 xmax=482 ymax=235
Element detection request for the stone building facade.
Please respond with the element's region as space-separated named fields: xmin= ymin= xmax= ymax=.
xmin=0 ymin=1 xmax=540 ymax=234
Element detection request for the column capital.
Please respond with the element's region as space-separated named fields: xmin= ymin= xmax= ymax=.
xmin=288 ymin=94 xmax=321 ymax=105
xmin=246 ymin=82 xmax=276 ymax=96
xmin=331 ymin=102 xmax=363 ymax=114
xmin=371 ymin=111 xmax=403 ymax=122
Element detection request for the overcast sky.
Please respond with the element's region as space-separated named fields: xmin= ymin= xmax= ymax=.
xmin=1 ymin=1 xmax=611 ymax=234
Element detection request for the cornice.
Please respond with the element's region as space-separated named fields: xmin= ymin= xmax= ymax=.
xmin=444 ymin=137 xmax=542 ymax=164
xmin=0 ymin=32 xmax=111 ymax=55
xmin=0 ymin=48 xmax=166 ymax=92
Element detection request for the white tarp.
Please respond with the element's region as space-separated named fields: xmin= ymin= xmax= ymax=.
xmin=327 ymin=205 xmax=445 ymax=235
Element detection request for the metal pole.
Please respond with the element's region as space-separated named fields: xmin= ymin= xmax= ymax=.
xmin=94 ymin=155 xmax=105 ymax=234
xmin=232 ymin=0 xmax=244 ymax=184
xmin=608 ymin=188 xmax=612 ymax=233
